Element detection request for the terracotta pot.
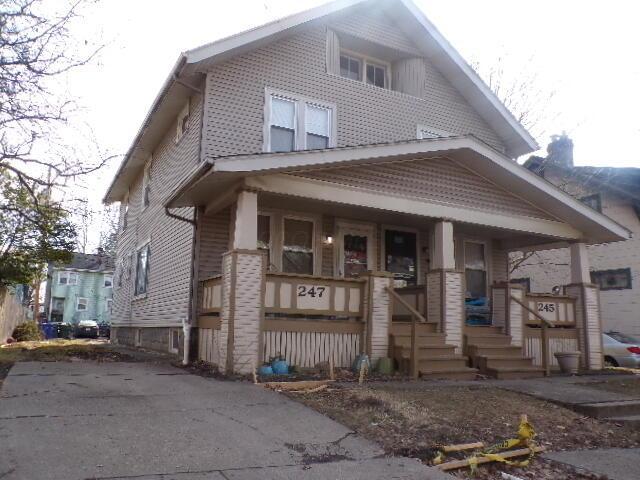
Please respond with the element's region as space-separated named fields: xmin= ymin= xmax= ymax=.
xmin=554 ymin=351 xmax=581 ymax=374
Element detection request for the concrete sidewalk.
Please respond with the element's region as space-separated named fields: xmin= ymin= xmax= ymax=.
xmin=545 ymin=448 xmax=640 ymax=480
xmin=0 ymin=361 xmax=449 ymax=480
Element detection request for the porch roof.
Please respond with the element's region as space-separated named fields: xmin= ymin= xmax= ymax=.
xmin=165 ymin=136 xmax=630 ymax=244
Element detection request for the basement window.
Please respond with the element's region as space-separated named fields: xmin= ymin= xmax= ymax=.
xmin=169 ymin=329 xmax=180 ymax=354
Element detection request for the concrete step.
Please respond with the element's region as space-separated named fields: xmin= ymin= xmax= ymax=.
xmin=464 ymin=334 xmax=513 ymax=346
xmin=420 ymin=367 xmax=478 ymax=380
xmin=391 ymin=322 xmax=439 ymax=335
xmin=604 ymin=415 xmax=640 ymax=427
xmin=484 ymin=366 xmax=546 ymax=379
xmin=477 ymin=356 xmax=536 ymax=370
xmin=574 ymin=401 xmax=640 ymax=419
xmin=466 ymin=345 xmax=524 ymax=357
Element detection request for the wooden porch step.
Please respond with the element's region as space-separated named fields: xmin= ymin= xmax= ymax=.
xmin=418 ymin=356 xmax=471 ymax=371
xmin=391 ymin=322 xmax=439 ymax=335
xmin=419 ymin=367 xmax=478 ymax=380
xmin=484 ymin=366 xmax=546 ymax=379
xmin=476 ymin=355 xmax=536 ymax=370
xmin=464 ymin=334 xmax=513 ymax=346
xmin=394 ymin=345 xmax=458 ymax=358
xmin=391 ymin=334 xmax=448 ymax=347
xmin=464 ymin=325 xmax=504 ymax=335
xmin=466 ymin=345 xmax=524 ymax=357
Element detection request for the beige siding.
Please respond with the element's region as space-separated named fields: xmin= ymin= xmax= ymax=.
xmin=112 ymin=93 xmax=204 ymax=328
xmin=202 ymin=19 xmax=506 ymax=160
xmin=514 ymin=173 xmax=640 ymax=337
xmin=198 ymin=208 xmax=231 ymax=279
xmin=293 ymin=157 xmax=554 ymax=220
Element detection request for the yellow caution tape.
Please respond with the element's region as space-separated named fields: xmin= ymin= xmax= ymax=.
xmin=432 ymin=415 xmax=538 ymax=469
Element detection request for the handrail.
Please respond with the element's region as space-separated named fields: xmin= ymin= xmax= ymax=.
xmin=387 ymin=287 xmax=427 ymax=323
xmin=511 ymin=294 xmax=553 ymax=376
xmin=387 ymin=286 xmax=426 ymax=379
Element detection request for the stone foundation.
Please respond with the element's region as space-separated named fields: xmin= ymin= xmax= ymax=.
xmin=112 ymin=326 xmax=185 ymax=358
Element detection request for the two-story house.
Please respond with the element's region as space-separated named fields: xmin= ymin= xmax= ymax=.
xmin=44 ymin=251 xmax=114 ymax=325
xmin=513 ymin=135 xmax=640 ymax=338
xmin=104 ymin=0 xmax=629 ymax=378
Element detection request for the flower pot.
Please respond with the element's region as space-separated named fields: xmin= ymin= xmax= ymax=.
xmin=376 ymin=357 xmax=393 ymax=375
xmin=258 ymin=365 xmax=274 ymax=376
xmin=271 ymin=359 xmax=289 ymax=375
xmin=554 ymin=351 xmax=581 ymax=374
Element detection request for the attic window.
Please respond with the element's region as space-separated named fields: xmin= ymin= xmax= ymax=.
xmin=580 ymin=194 xmax=602 ymax=213
xmin=142 ymin=159 xmax=151 ymax=208
xmin=175 ymin=100 xmax=190 ymax=142
xmin=417 ymin=125 xmax=453 ymax=140
xmin=338 ymin=50 xmax=389 ymax=89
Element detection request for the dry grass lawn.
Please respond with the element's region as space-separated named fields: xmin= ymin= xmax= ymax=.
xmin=294 ymin=384 xmax=640 ymax=479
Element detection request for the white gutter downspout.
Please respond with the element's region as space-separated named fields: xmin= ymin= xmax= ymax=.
xmin=182 ymin=317 xmax=191 ymax=366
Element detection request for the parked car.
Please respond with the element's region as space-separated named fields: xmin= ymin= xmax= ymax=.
xmin=75 ymin=320 xmax=99 ymax=339
xmin=602 ymin=331 xmax=640 ymax=368
xmin=98 ymin=322 xmax=110 ymax=338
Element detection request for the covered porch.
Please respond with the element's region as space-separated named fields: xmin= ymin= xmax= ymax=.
xmin=168 ymin=137 xmax=629 ymax=377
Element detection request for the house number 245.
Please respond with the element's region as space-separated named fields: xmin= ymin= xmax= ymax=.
xmin=537 ymin=302 xmax=555 ymax=313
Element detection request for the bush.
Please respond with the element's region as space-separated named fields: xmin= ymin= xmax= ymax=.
xmin=12 ymin=321 xmax=43 ymax=342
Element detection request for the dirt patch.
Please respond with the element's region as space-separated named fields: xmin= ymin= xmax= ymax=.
xmin=293 ymin=384 xmax=639 ymax=479
xmin=580 ymin=376 xmax=640 ymax=396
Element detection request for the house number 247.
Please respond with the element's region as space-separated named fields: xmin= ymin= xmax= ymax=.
xmin=297 ymin=285 xmax=326 ymax=298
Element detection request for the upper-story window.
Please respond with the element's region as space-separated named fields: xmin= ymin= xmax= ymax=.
xmin=142 ymin=160 xmax=151 ymax=209
xmin=175 ymin=100 xmax=190 ymax=143
xmin=580 ymin=193 xmax=602 ymax=213
xmin=339 ymin=50 xmax=389 ymax=89
xmin=103 ymin=274 xmax=113 ymax=288
xmin=265 ymin=90 xmax=335 ymax=153
xmin=122 ymin=192 xmax=129 ymax=231
xmin=59 ymin=271 xmax=78 ymax=286
xmin=135 ymin=243 xmax=150 ymax=296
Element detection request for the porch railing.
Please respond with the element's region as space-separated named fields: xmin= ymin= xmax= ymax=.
xmin=392 ymin=284 xmax=426 ymax=321
xmin=264 ymin=272 xmax=365 ymax=318
xmin=523 ymin=293 xmax=576 ymax=327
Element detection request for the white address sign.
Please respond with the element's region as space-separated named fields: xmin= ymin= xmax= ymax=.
xmin=296 ymin=284 xmax=330 ymax=310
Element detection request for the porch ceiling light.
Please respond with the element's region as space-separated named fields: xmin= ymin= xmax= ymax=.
xmin=324 ymin=235 xmax=333 ymax=245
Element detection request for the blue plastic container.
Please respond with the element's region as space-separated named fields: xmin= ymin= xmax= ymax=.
xmin=258 ymin=365 xmax=274 ymax=376
xmin=41 ymin=323 xmax=56 ymax=339
xmin=271 ymin=358 xmax=289 ymax=375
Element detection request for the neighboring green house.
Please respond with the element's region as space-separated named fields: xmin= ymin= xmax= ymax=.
xmin=44 ymin=251 xmax=115 ymax=325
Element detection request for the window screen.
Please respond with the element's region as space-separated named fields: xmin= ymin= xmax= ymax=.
xmin=282 ymin=218 xmax=313 ymax=274
xmin=305 ymin=105 xmax=329 ymax=150
xmin=270 ymin=97 xmax=296 ymax=152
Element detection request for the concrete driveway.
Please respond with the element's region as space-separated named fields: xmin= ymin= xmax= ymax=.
xmin=0 ymin=360 xmax=447 ymax=479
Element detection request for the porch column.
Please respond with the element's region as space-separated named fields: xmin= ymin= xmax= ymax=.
xmin=427 ymin=221 xmax=464 ymax=353
xmin=361 ymin=271 xmax=394 ymax=364
xmin=218 ymin=190 xmax=266 ymax=374
xmin=566 ymin=242 xmax=603 ymax=370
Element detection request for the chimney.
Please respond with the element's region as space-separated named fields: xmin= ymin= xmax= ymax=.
xmin=546 ymin=134 xmax=574 ymax=169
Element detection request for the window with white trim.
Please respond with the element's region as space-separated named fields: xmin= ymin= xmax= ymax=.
xmin=106 ymin=299 xmax=113 ymax=313
xmin=103 ymin=275 xmax=113 ymax=288
xmin=282 ymin=217 xmax=314 ymax=275
xmin=122 ymin=192 xmax=129 ymax=231
xmin=58 ymin=271 xmax=78 ymax=286
xmin=266 ymin=91 xmax=335 ymax=153
xmin=175 ymin=100 xmax=190 ymax=142
xmin=135 ymin=243 xmax=150 ymax=296
xmin=142 ymin=160 xmax=151 ymax=208
xmin=76 ymin=297 xmax=88 ymax=311
xmin=591 ymin=268 xmax=632 ymax=290
xmin=339 ymin=51 xmax=389 ymax=89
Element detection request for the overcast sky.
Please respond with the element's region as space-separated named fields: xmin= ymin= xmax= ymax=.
xmin=66 ymin=0 xmax=640 ymax=251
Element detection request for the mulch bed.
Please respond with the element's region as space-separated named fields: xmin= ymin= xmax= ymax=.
xmin=292 ymin=384 xmax=640 ymax=479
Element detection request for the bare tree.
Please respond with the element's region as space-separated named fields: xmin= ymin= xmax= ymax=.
xmin=0 ymin=0 xmax=112 ymax=288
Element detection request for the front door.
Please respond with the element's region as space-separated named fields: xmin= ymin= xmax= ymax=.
xmin=336 ymin=222 xmax=375 ymax=278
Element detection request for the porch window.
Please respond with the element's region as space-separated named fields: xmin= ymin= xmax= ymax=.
xmin=282 ymin=218 xmax=314 ymax=275
xmin=464 ymin=242 xmax=487 ymax=299
xmin=385 ymin=230 xmax=417 ymax=285
xmin=257 ymin=214 xmax=271 ymax=268
xmin=591 ymin=268 xmax=632 ymax=290
xmin=269 ymin=96 xmax=296 ymax=152
xmin=135 ymin=244 xmax=150 ymax=296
